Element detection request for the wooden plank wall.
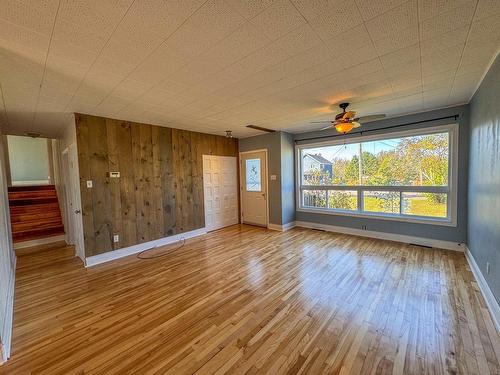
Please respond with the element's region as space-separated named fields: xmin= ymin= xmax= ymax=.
xmin=75 ymin=113 xmax=239 ymax=257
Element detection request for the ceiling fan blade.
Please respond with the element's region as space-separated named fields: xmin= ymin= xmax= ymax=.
xmin=356 ymin=114 xmax=386 ymax=123
xmin=321 ymin=124 xmax=334 ymax=130
xmin=310 ymin=120 xmax=333 ymax=124
xmin=352 ymin=121 xmax=361 ymax=128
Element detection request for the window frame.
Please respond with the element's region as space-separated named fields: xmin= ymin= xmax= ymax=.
xmin=296 ymin=123 xmax=459 ymax=226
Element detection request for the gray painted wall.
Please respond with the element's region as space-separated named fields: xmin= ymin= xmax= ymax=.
xmin=240 ymin=131 xmax=283 ymax=225
xmin=280 ymin=132 xmax=295 ymax=225
xmin=294 ymin=105 xmax=470 ymax=243
xmin=468 ymin=54 xmax=500 ymax=303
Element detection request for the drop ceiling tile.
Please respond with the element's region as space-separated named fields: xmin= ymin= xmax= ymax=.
xmin=422 ymin=60 xmax=460 ymax=77
xmin=365 ymin=0 xmax=417 ymax=40
xmin=418 ymin=0 xmax=476 ymax=22
xmin=276 ymin=24 xmax=323 ymax=57
xmin=0 ymin=18 xmax=49 ymax=61
xmin=249 ymin=0 xmax=305 ymax=41
xmin=379 ymin=43 xmax=420 ymax=70
xmin=323 ymin=24 xmax=373 ymax=53
xmin=163 ymin=0 xmax=246 ymax=57
xmin=0 ymin=0 xmax=59 ymax=36
xmin=461 ymin=42 xmax=499 ymax=67
xmin=475 ymin=0 xmax=500 ymax=20
xmin=41 ymin=68 xmax=83 ymax=95
xmin=309 ymin=1 xmax=364 ymax=40
xmin=355 ymin=0 xmax=405 ymax=21
xmin=468 ymin=14 xmax=500 ymax=44
xmin=419 ymin=2 xmax=475 ymax=40
xmin=225 ymin=0 xmax=276 ymax=20
xmin=52 ymin=19 xmax=109 ymax=53
xmin=197 ymin=22 xmax=270 ymax=71
xmin=237 ymin=43 xmax=291 ymax=74
xmin=420 ymin=26 xmax=469 ymax=55
xmin=58 ymin=0 xmax=133 ymax=31
xmin=382 ymin=58 xmax=421 ymax=79
xmin=289 ymin=0 xmax=331 ymax=21
xmin=373 ymin=25 xmax=419 ymax=55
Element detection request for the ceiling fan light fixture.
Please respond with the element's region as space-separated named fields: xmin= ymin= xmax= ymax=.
xmin=335 ymin=122 xmax=354 ymax=133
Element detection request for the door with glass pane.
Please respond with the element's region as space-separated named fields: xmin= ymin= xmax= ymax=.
xmin=240 ymin=150 xmax=268 ymax=226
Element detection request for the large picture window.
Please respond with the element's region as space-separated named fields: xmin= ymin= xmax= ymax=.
xmin=297 ymin=124 xmax=458 ymax=225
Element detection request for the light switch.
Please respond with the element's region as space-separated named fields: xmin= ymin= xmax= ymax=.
xmin=270 ymin=174 xmax=277 ymax=180
xmin=113 ymin=235 xmax=119 ymax=243
xmin=86 ymin=180 xmax=93 ymax=188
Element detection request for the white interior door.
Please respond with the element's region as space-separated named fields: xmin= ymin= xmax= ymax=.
xmin=67 ymin=144 xmax=85 ymax=261
xmin=203 ymin=155 xmax=238 ymax=231
xmin=240 ymin=150 xmax=268 ymax=227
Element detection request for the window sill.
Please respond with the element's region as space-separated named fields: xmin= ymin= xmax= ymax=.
xmin=297 ymin=207 xmax=457 ymax=227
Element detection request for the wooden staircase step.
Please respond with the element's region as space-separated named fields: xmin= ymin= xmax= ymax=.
xmin=8 ymin=197 xmax=59 ymax=206
xmin=8 ymin=185 xmax=65 ymax=243
xmin=10 ymin=211 xmax=63 ymax=223
xmin=8 ymin=190 xmax=57 ymax=200
xmin=11 ymin=218 xmax=64 ymax=232
xmin=12 ymin=226 xmax=65 ymax=242
xmin=9 ymin=202 xmax=61 ymax=214
xmin=8 ymin=185 xmax=55 ymax=192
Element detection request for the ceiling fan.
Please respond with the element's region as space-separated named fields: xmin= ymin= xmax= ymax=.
xmin=311 ymin=102 xmax=386 ymax=134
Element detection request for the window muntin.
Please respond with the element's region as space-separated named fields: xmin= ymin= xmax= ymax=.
xmin=297 ymin=125 xmax=457 ymax=224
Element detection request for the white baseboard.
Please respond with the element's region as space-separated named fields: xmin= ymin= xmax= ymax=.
xmin=85 ymin=228 xmax=207 ymax=267
xmin=294 ymin=221 xmax=465 ymax=252
xmin=465 ymin=247 xmax=500 ymax=333
xmin=14 ymin=235 xmax=66 ymax=249
xmin=267 ymin=221 xmax=296 ymax=231
xmin=1 ymin=256 xmax=16 ymax=362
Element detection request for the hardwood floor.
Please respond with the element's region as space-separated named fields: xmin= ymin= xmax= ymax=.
xmin=1 ymin=225 xmax=498 ymax=374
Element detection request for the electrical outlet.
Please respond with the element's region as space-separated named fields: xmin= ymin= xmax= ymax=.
xmin=362 ymin=225 xmax=367 ymax=230
xmin=86 ymin=180 xmax=93 ymax=188
xmin=486 ymin=262 xmax=490 ymax=274
xmin=113 ymin=234 xmax=119 ymax=243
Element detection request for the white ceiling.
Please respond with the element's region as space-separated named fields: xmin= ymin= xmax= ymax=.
xmin=0 ymin=0 xmax=499 ymax=138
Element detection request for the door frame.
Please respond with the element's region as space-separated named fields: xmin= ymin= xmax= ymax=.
xmin=62 ymin=144 xmax=85 ymax=262
xmin=239 ymin=149 xmax=269 ymax=227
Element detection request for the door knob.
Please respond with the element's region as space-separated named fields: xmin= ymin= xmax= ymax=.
xmin=74 ymin=209 xmax=81 ymax=214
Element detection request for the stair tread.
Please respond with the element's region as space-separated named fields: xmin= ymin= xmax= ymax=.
xmin=9 ymin=185 xmax=65 ymax=243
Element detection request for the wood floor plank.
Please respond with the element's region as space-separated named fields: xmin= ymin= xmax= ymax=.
xmin=0 ymin=225 xmax=498 ymax=375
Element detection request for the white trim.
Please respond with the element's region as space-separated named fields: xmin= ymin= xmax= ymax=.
xmin=1 ymin=256 xmax=16 ymax=362
xmin=239 ymin=149 xmax=269 ymax=227
xmin=267 ymin=221 xmax=296 ymax=231
xmin=85 ymin=228 xmax=207 ymax=267
xmin=297 ymin=207 xmax=455 ymax=227
xmin=295 ymin=123 xmax=459 ymax=227
xmin=14 ymin=234 xmax=66 ymax=249
xmin=465 ymin=247 xmax=500 ymax=333
xmin=294 ymin=220 xmax=465 ymax=252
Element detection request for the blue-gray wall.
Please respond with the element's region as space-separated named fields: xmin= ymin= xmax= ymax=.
xmin=468 ymin=53 xmax=500 ymax=303
xmin=239 ymin=131 xmax=296 ymax=226
xmin=280 ymin=132 xmax=295 ymax=225
xmin=294 ymin=105 xmax=470 ymax=243
xmin=240 ymin=132 xmax=283 ymax=225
